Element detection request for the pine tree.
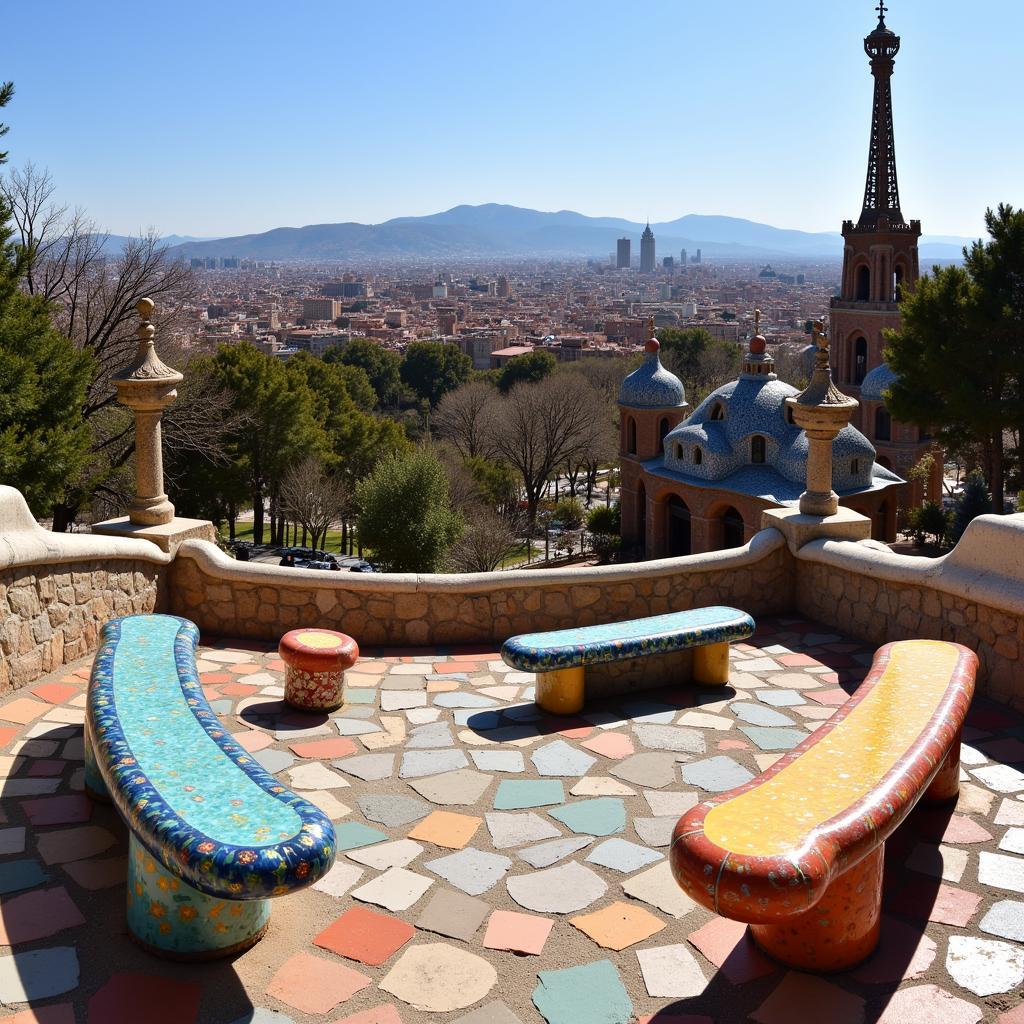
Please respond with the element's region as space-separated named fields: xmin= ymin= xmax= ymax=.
xmin=951 ymin=470 xmax=993 ymax=544
xmin=0 ymin=83 xmax=93 ymax=515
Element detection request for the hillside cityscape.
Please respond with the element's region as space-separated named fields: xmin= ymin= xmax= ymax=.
xmin=1 ymin=2 xmax=1024 ymax=1024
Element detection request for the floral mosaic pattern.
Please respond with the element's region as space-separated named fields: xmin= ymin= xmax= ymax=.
xmin=284 ymin=666 xmax=345 ymax=711
xmin=88 ymin=614 xmax=336 ymax=900
xmin=502 ymin=606 xmax=755 ymax=672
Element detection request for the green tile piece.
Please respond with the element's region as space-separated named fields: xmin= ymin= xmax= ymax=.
xmin=333 ymin=822 xmax=389 ymax=852
xmin=533 ymin=959 xmax=633 ymax=1024
xmin=548 ymin=798 xmax=625 ymax=836
xmin=344 ymin=688 xmax=377 ymax=705
xmin=0 ymin=858 xmax=50 ymax=895
xmin=493 ymin=780 xmax=565 ymax=810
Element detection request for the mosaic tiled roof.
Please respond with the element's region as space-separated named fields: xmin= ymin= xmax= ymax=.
xmin=860 ymin=361 xmax=899 ymax=402
xmin=617 ymin=343 xmax=687 ymax=410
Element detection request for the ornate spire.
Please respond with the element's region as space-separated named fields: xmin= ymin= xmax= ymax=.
xmin=859 ymin=2 xmax=904 ymax=228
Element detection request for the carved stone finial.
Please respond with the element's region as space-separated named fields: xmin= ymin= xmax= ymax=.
xmin=754 ymin=308 xmax=761 ymax=335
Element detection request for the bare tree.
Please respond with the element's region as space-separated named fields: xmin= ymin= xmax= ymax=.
xmin=434 ymin=380 xmax=496 ymax=458
xmin=451 ymin=510 xmax=519 ymax=572
xmin=485 ymin=375 xmax=598 ymax=530
xmin=1 ymin=163 xmax=211 ymax=530
xmin=279 ymin=459 xmax=348 ymax=551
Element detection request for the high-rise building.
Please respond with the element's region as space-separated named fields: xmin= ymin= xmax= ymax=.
xmin=616 ymin=238 xmax=631 ymax=269
xmin=694 ymin=249 xmax=702 ymax=264
xmin=680 ymin=248 xmax=687 ymax=266
xmin=662 ymin=256 xmax=674 ymax=270
xmin=828 ymin=3 xmax=938 ymax=507
xmin=640 ymin=222 xmax=656 ymax=273
xmin=302 ymin=297 xmax=342 ymax=322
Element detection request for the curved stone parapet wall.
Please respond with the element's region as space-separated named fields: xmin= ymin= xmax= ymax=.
xmin=0 ymin=487 xmax=170 ymax=692
xmin=170 ymin=531 xmax=795 ymax=647
xmin=796 ymin=514 xmax=1024 ymax=710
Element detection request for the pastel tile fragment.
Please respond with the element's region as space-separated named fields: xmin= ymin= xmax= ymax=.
xmin=548 ymin=797 xmax=625 ymax=836
xmin=265 ymin=951 xmax=371 ymax=1014
xmin=946 ymin=936 xmax=1024 ymax=996
xmin=314 ymin=905 xmax=414 ymax=965
xmin=414 ymin=887 xmax=490 ymax=941
xmin=532 ymin=960 xmax=633 ymax=1024
xmin=425 ymin=848 xmax=512 ymax=895
xmin=751 ymin=971 xmax=865 ymax=1024
xmin=379 ymin=943 xmax=497 ymax=1013
xmin=483 ymin=909 xmax=553 ymax=955
xmin=493 ymin=779 xmax=564 ymax=810
xmin=506 ymin=861 xmax=607 ymax=913
xmin=569 ymin=900 xmax=666 ymax=950
xmin=408 ymin=811 xmax=482 ymax=849
xmin=636 ymin=943 xmax=707 ymax=998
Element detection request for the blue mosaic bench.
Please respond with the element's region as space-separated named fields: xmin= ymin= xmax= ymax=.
xmin=502 ymin=606 xmax=755 ymax=715
xmin=84 ymin=614 xmax=336 ymax=960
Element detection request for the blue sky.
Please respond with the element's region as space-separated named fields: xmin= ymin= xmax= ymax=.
xmin=3 ymin=0 xmax=1021 ymax=239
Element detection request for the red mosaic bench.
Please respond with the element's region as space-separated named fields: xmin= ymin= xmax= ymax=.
xmin=670 ymin=639 xmax=978 ymax=972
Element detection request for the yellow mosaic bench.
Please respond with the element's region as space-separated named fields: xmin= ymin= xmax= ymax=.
xmin=670 ymin=639 xmax=978 ymax=972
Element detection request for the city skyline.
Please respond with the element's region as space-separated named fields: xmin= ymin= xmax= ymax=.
xmin=3 ymin=0 xmax=1022 ymax=239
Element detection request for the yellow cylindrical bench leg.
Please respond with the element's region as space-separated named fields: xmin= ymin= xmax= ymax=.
xmin=693 ymin=641 xmax=730 ymax=686
xmin=535 ymin=667 xmax=585 ymax=715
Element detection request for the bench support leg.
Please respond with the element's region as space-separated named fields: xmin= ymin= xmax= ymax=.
xmin=83 ymin=723 xmax=109 ymax=803
xmin=923 ymin=726 xmax=962 ymax=805
xmin=535 ymin=667 xmax=585 ymax=715
xmin=749 ymin=844 xmax=884 ymax=972
xmin=126 ymin=836 xmax=270 ymax=960
xmin=693 ymin=642 xmax=730 ymax=686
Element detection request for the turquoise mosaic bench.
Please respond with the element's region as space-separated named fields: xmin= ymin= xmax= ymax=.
xmin=502 ymin=606 xmax=756 ymax=715
xmin=85 ymin=614 xmax=336 ymax=960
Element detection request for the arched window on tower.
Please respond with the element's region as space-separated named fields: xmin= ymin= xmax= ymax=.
xmin=659 ymin=417 xmax=670 ymax=443
xmin=854 ymin=337 xmax=868 ymax=385
xmin=627 ymin=417 xmax=637 ymax=454
xmin=894 ymin=264 xmax=905 ymax=302
xmin=875 ymin=407 xmax=892 ymax=442
xmin=709 ymin=402 xmax=725 ymax=421
xmin=751 ymin=435 xmax=766 ymax=464
xmin=855 ymin=265 xmax=871 ymax=302
xmin=674 ymin=442 xmax=683 ymax=460
xmin=693 ymin=447 xmax=703 ymax=466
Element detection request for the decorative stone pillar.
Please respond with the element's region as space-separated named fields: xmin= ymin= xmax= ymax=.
xmin=114 ymin=299 xmax=183 ymax=526
xmin=761 ymin=322 xmax=872 ymax=551
xmin=92 ymin=299 xmax=217 ymax=553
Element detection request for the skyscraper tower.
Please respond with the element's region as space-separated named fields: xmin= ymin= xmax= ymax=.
xmin=829 ymin=2 xmax=938 ymax=513
xmin=640 ymin=222 xmax=656 ymax=273
xmin=616 ymin=237 xmax=631 ymax=269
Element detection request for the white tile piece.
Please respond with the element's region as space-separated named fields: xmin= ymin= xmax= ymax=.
xmin=636 ymin=943 xmax=708 ymax=998
xmin=301 ymin=790 xmax=352 ymax=821
xmin=995 ymin=799 xmax=1024 ymax=827
xmin=998 ymin=828 xmax=1024 ymax=855
xmin=313 ymin=861 xmax=365 ymax=898
xmin=972 ymin=764 xmax=1024 ymax=793
xmin=288 ymin=762 xmax=351 ymax=790
xmin=906 ymin=842 xmax=968 ymax=883
xmin=978 ymin=852 xmax=1024 ymax=893
xmin=621 ymin=861 xmax=698 ymax=919
xmin=643 ymin=791 xmax=699 ymax=817
xmin=569 ymin=777 xmax=636 ymax=797
xmin=351 ymin=866 xmax=434 ymax=912
xmin=946 ymin=936 xmax=1024 ymax=997
xmin=347 ymin=839 xmax=424 ymax=870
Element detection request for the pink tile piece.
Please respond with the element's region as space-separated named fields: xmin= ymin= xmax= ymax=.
xmin=940 ymin=815 xmax=994 ymax=844
xmin=232 ymin=729 xmax=275 ymax=753
xmin=751 ymin=971 xmax=865 ymax=1024
xmin=483 ymin=909 xmax=554 ymax=955
xmin=62 ymin=855 xmax=129 ymax=890
xmin=805 ymin=688 xmax=851 ymax=706
xmin=718 ymin=739 xmax=749 ymax=750
xmin=887 ymin=879 xmax=983 ymax=927
xmin=777 ymin=654 xmax=820 ymax=667
xmin=20 ymin=795 xmax=93 ymax=825
xmin=0 ymin=698 xmax=48 ymax=725
xmin=1000 ymin=1006 xmax=1024 ymax=1024
xmin=289 ymin=736 xmax=358 ymax=759
xmin=581 ymin=732 xmax=635 ymax=760
xmin=0 ymin=885 xmax=86 ymax=944
xmin=330 ymin=1005 xmax=405 ymax=1024
xmin=87 ymin=972 xmax=203 ymax=1024
xmin=0 ymin=1006 xmax=76 ymax=1024
xmin=31 ymin=683 xmax=80 ymax=705
xmin=850 ymin=916 xmax=936 ymax=983
xmin=27 ymin=759 xmax=66 ymax=777
xmin=267 ymin=951 xmax=371 ymax=1014
xmin=876 ymin=984 xmax=983 ymax=1024
xmin=0 ymin=726 xmax=19 ymax=748
xmin=687 ymin=917 xmax=776 ymax=984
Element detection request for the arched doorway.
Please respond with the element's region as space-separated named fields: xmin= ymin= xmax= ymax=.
xmin=875 ymin=407 xmax=891 ymax=441
xmin=873 ymin=501 xmax=888 ymax=542
xmin=721 ymin=506 xmax=745 ymax=549
xmin=637 ymin=480 xmax=647 ymax=556
xmin=666 ymin=496 xmax=691 ymax=557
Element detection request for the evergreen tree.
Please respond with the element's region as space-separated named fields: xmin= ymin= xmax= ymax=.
xmin=496 ymin=350 xmax=556 ymax=394
xmin=400 ymin=341 xmax=472 ymax=406
xmin=0 ymin=82 xmax=92 ymax=515
xmin=951 ymin=469 xmax=993 ymax=543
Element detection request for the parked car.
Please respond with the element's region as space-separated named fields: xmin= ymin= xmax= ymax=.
xmin=278 ymin=547 xmax=336 ymax=564
xmin=349 ymin=560 xmax=377 ymax=573
xmin=294 ymin=559 xmax=340 ymax=571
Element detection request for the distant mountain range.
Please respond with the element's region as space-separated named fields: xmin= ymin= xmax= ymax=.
xmin=152 ymin=205 xmax=971 ymax=263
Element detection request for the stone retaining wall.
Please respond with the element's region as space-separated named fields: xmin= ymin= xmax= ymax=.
xmin=795 ymin=514 xmax=1024 ymax=710
xmin=170 ymin=531 xmax=794 ymax=648
xmin=0 ymin=560 xmax=164 ymax=692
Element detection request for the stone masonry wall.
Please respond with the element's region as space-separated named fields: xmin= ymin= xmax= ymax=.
xmin=797 ymin=559 xmax=1023 ymax=711
xmin=170 ymin=532 xmax=794 ymax=648
xmin=0 ymin=559 xmax=163 ymax=693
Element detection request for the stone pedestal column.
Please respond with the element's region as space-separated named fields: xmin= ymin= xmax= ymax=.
xmin=115 ymin=299 xmax=183 ymax=527
xmin=92 ymin=299 xmax=217 ymax=553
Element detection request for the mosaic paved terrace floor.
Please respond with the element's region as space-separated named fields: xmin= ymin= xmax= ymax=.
xmin=1 ymin=617 xmax=1024 ymax=1023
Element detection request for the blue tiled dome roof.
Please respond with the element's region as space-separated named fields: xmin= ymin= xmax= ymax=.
xmin=860 ymin=362 xmax=899 ymax=402
xmin=618 ymin=345 xmax=687 ymax=409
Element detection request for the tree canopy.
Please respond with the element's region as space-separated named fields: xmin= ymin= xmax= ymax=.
xmin=496 ymin=350 xmax=556 ymax=394
xmin=886 ymin=204 xmax=1024 ymax=508
xmin=324 ymin=337 xmax=404 ymax=409
xmin=400 ymin=341 xmax=472 ymax=406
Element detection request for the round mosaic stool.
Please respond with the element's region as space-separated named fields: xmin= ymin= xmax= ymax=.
xmin=279 ymin=628 xmax=359 ymax=712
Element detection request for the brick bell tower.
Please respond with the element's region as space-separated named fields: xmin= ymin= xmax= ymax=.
xmin=829 ymin=2 xmax=939 ymax=503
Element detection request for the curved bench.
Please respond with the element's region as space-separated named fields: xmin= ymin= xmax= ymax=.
xmin=85 ymin=614 xmax=336 ymax=959
xmin=670 ymin=639 xmax=978 ymax=972
xmin=502 ymin=606 xmax=755 ymax=714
